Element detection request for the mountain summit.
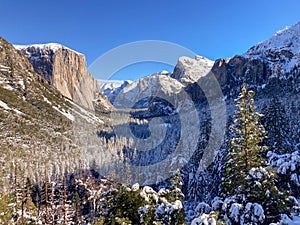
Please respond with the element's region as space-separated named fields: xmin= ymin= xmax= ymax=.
xmin=244 ymin=21 xmax=300 ymax=76
xmin=15 ymin=43 xmax=112 ymax=110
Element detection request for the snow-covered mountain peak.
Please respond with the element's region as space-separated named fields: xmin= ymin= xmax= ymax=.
xmin=14 ymin=43 xmax=83 ymax=55
xmin=172 ymin=55 xmax=214 ymax=84
xmin=246 ymin=22 xmax=300 ymax=55
xmin=243 ymin=22 xmax=300 ymax=75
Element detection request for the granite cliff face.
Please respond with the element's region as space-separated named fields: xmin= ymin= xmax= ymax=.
xmin=211 ymin=22 xmax=300 ymax=99
xmin=172 ymin=55 xmax=214 ymax=84
xmin=15 ymin=43 xmax=112 ymax=111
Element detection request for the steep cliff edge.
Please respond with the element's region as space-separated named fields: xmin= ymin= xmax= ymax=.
xmin=172 ymin=55 xmax=214 ymax=84
xmin=14 ymin=43 xmax=112 ymax=111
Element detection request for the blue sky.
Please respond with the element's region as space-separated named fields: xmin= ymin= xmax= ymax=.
xmin=1 ymin=0 xmax=300 ymax=80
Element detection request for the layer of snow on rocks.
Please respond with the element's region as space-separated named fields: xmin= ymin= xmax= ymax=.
xmin=99 ymin=79 xmax=131 ymax=91
xmin=244 ymin=22 xmax=300 ymax=74
xmin=14 ymin=43 xmax=83 ymax=55
xmin=175 ymin=55 xmax=214 ymax=83
xmin=112 ymin=75 xmax=184 ymax=108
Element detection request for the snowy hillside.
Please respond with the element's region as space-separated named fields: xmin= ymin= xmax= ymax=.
xmin=244 ymin=22 xmax=300 ymax=76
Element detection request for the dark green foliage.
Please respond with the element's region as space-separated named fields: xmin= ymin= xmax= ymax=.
xmin=105 ymin=186 xmax=147 ymax=224
xmin=262 ymin=97 xmax=292 ymax=154
xmin=222 ymin=84 xmax=268 ymax=196
xmin=0 ymin=193 xmax=15 ymax=224
xmin=222 ymin=84 xmax=293 ymax=223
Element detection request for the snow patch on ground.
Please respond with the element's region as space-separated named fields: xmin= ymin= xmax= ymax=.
xmin=52 ymin=106 xmax=74 ymax=121
xmin=65 ymin=98 xmax=104 ymax=124
xmin=18 ymin=79 xmax=25 ymax=89
xmin=0 ymin=100 xmax=10 ymax=110
xmin=0 ymin=100 xmax=24 ymax=115
xmin=3 ymin=85 xmax=14 ymax=91
xmin=43 ymin=96 xmax=52 ymax=105
xmin=0 ymin=64 xmax=11 ymax=72
xmin=290 ymin=216 xmax=300 ymax=225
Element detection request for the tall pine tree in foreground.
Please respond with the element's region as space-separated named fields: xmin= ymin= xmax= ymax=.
xmin=222 ymin=84 xmax=293 ymax=224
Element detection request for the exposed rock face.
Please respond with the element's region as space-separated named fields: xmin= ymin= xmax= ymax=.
xmin=0 ymin=36 xmax=116 ymax=197
xmin=243 ymin=21 xmax=300 ymax=75
xmin=15 ymin=43 xmax=112 ymax=111
xmin=172 ymin=55 xmax=214 ymax=84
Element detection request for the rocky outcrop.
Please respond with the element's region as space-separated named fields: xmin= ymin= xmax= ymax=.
xmin=211 ymin=22 xmax=300 ymax=98
xmin=172 ymin=55 xmax=214 ymax=84
xmin=15 ymin=43 xmax=112 ymax=111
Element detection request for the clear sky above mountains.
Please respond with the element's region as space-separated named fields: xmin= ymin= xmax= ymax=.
xmin=1 ymin=0 xmax=300 ymax=80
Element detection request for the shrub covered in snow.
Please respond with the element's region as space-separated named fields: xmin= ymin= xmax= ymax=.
xmin=191 ymin=211 xmax=219 ymax=225
xmin=138 ymin=185 xmax=186 ymax=225
xmin=268 ymin=150 xmax=300 ymax=197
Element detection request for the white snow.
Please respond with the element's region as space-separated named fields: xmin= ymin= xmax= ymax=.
xmin=0 ymin=100 xmax=10 ymax=110
xmin=13 ymin=109 xmax=24 ymax=115
xmin=243 ymin=22 xmax=300 ymax=74
xmin=290 ymin=216 xmax=300 ymax=225
xmin=160 ymin=70 xmax=170 ymax=75
xmin=0 ymin=64 xmax=11 ymax=72
xmin=131 ymin=183 xmax=140 ymax=191
xmin=99 ymin=79 xmax=131 ymax=89
xmin=229 ymin=203 xmax=243 ymax=222
xmin=52 ymin=106 xmax=74 ymax=121
xmin=175 ymin=55 xmax=214 ymax=83
xmin=18 ymin=79 xmax=25 ymax=89
xmin=0 ymin=100 xmax=23 ymax=115
xmin=14 ymin=43 xmax=84 ymax=55
xmin=43 ymin=96 xmax=52 ymax=105
xmin=65 ymin=98 xmax=104 ymax=124
xmin=268 ymin=150 xmax=300 ymax=187
xmin=274 ymin=215 xmax=300 ymax=225
xmin=191 ymin=214 xmax=216 ymax=225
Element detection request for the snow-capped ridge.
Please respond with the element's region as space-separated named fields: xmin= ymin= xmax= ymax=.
xmin=14 ymin=43 xmax=84 ymax=55
xmin=243 ymin=21 xmax=300 ymax=74
xmin=245 ymin=21 xmax=300 ymax=54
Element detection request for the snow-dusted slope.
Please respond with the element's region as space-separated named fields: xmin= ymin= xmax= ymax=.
xmin=172 ymin=55 xmax=214 ymax=84
xmin=244 ymin=22 xmax=300 ymax=76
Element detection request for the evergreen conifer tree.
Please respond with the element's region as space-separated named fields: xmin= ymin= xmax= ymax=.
xmin=262 ymin=97 xmax=292 ymax=154
xmin=222 ymin=84 xmax=293 ymax=223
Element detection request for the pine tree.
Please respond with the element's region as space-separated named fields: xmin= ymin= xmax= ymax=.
xmin=262 ymin=97 xmax=292 ymax=154
xmin=223 ymin=84 xmax=268 ymax=196
xmin=170 ymin=169 xmax=183 ymax=201
xmin=222 ymin=84 xmax=293 ymax=223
